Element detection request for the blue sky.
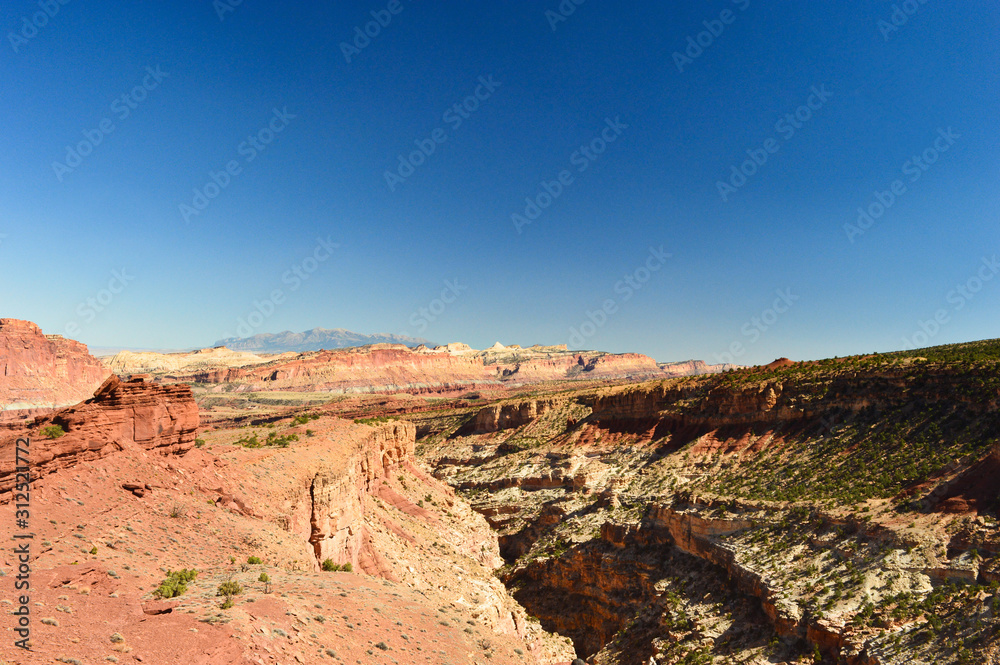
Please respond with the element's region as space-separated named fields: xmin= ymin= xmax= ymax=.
xmin=1 ymin=1 xmax=997 ymax=365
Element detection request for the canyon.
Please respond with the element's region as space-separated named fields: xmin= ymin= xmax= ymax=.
xmin=2 ymin=321 xmax=999 ymax=664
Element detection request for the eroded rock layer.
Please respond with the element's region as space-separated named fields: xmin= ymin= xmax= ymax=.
xmin=0 ymin=318 xmax=110 ymax=416
xmin=0 ymin=375 xmax=198 ymax=492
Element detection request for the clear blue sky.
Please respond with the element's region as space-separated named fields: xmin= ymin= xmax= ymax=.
xmin=1 ymin=1 xmax=997 ymax=365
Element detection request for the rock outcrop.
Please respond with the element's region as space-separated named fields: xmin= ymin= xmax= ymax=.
xmin=460 ymin=399 xmax=558 ymax=434
xmin=0 ymin=374 xmax=198 ymax=492
xmin=0 ymin=318 xmax=110 ymax=417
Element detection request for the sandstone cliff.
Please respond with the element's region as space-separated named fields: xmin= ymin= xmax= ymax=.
xmin=0 ymin=318 xmax=110 ymax=417
xmin=0 ymin=374 xmax=198 ymax=493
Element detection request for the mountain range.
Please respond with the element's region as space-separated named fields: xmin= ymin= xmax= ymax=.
xmin=213 ymin=327 xmax=431 ymax=353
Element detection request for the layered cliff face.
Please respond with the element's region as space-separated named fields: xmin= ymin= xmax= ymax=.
xmin=105 ymin=347 xmax=271 ymax=374
xmin=0 ymin=374 xmax=198 ymax=492
xmin=459 ymin=399 xmax=558 ymax=434
xmin=185 ymin=415 xmax=576 ymax=662
xmin=0 ymin=318 xmax=110 ymax=417
xmin=105 ymin=342 xmax=731 ymax=397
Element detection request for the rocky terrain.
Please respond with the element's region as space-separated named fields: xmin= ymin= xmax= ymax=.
xmin=406 ymin=340 xmax=1000 ymax=664
xmin=4 ymin=318 xmax=999 ymax=664
xmin=0 ymin=318 xmax=110 ymax=424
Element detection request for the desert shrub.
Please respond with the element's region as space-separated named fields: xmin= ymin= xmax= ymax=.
xmin=41 ymin=424 xmax=66 ymax=439
xmin=217 ymin=580 xmax=243 ymax=597
xmin=247 ymin=556 xmax=262 ymax=564
xmin=321 ymin=559 xmax=339 ymax=572
xmin=153 ymin=569 xmax=197 ymax=599
xmin=258 ymin=572 xmax=269 ymax=583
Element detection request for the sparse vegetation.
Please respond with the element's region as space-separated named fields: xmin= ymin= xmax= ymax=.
xmin=152 ymin=569 xmax=198 ymax=599
xmin=353 ymin=415 xmax=399 ymax=426
xmin=234 ymin=430 xmax=299 ymax=448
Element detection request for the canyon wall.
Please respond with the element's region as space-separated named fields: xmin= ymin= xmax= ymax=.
xmin=110 ymin=342 xmax=730 ymax=395
xmin=0 ymin=318 xmax=110 ymax=418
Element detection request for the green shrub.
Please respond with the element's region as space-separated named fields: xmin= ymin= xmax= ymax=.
xmin=217 ymin=580 xmax=243 ymax=597
xmin=247 ymin=556 xmax=262 ymax=564
xmin=41 ymin=424 xmax=66 ymax=439
xmin=342 ymin=562 xmax=353 ymax=573
xmin=258 ymin=572 xmax=269 ymax=583
xmin=153 ymin=569 xmax=198 ymax=599
xmin=195 ymin=438 xmax=206 ymax=447
xmin=321 ymin=559 xmax=339 ymax=572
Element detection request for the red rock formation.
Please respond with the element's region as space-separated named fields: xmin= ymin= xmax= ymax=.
xmin=0 ymin=374 xmax=198 ymax=492
xmin=0 ymin=318 xmax=110 ymax=418
xmin=150 ymin=344 xmax=729 ymax=396
xmin=462 ymin=399 xmax=557 ymax=434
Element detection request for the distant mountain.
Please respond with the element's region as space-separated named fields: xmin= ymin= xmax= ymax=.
xmin=213 ymin=328 xmax=432 ymax=354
